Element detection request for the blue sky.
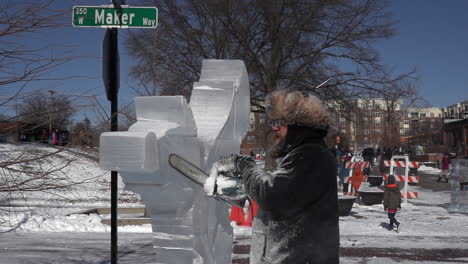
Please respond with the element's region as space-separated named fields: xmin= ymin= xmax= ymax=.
xmin=5 ymin=0 xmax=468 ymax=122
xmin=376 ymin=0 xmax=468 ymax=107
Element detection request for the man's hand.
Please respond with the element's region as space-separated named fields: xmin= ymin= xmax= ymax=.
xmin=203 ymin=154 xmax=255 ymax=200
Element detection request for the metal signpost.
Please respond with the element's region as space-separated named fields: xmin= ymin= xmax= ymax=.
xmin=73 ymin=2 xmax=157 ymax=263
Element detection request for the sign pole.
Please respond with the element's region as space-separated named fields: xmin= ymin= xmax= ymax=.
xmin=103 ymin=26 xmax=119 ymax=264
xmin=74 ymin=2 xmax=157 ymax=263
xmin=110 ymin=29 xmax=118 ymax=264
xmin=102 ymin=1 xmax=121 ymax=262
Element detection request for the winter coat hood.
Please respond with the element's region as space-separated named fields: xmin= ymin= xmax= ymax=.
xmin=277 ymin=125 xmax=327 ymax=157
xmin=384 ymin=183 xmax=401 ymax=210
xmin=265 ymin=90 xmax=330 ymax=129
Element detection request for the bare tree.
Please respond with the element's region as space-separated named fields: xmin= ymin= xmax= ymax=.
xmin=380 ymin=80 xmax=422 ymax=148
xmin=0 ymin=1 xmax=109 ymax=229
xmin=127 ymin=0 xmax=418 ymax=168
xmin=128 ymin=0 xmax=414 ymax=103
xmin=0 ymin=1 xmax=70 ymax=108
xmin=17 ymin=91 xmax=74 ymax=130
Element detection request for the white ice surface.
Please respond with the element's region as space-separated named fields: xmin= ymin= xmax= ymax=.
xmin=97 ymin=60 xmax=251 ymax=264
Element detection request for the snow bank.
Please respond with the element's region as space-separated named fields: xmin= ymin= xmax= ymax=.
xmin=418 ymin=165 xmax=440 ymax=174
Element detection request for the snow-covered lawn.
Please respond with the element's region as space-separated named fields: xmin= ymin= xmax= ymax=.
xmin=0 ymin=143 xmax=145 ymax=233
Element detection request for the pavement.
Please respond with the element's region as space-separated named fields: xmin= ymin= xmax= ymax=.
xmin=1 ymin=232 xmax=468 ymax=264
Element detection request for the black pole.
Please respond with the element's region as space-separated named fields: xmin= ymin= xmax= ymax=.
xmin=111 ymin=98 xmax=118 ymax=264
xmin=106 ymin=2 xmax=124 ymax=263
xmin=103 ymin=27 xmax=120 ymax=264
xmin=110 ymin=28 xmax=119 ymax=264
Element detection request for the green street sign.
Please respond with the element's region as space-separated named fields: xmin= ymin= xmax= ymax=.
xmin=72 ymin=6 xmax=158 ymax=28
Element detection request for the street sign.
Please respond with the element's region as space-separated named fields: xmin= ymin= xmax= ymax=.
xmin=72 ymin=6 xmax=158 ymax=28
xmin=102 ymin=29 xmax=119 ymax=101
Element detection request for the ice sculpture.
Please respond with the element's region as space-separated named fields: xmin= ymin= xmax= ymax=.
xmin=100 ymin=59 xmax=250 ymax=263
xmin=448 ymin=159 xmax=468 ymax=213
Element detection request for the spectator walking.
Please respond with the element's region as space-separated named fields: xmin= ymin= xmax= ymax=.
xmin=438 ymin=153 xmax=451 ymax=183
xmin=383 ymin=175 xmax=401 ymax=232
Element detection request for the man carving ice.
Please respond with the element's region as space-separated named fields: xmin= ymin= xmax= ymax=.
xmin=204 ymin=90 xmax=339 ymax=263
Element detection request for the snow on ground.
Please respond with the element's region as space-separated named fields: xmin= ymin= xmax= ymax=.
xmin=419 ymin=164 xmax=441 ymax=174
xmin=0 ymin=143 xmax=147 ymax=233
xmin=1 ymin=143 xmax=468 ymax=252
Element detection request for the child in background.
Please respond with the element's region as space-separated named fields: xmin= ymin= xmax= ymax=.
xmin=383 ymin=175 xmax=402 ymax=232
xmin=438 ymin=153 xmax=450 ymax=183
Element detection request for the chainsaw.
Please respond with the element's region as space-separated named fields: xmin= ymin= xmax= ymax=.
xmin=168 ymin=154 xmax=244 ymax=208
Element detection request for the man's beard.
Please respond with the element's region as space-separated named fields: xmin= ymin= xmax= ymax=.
xmin=268 ymin=136 xmax=287 ymax=159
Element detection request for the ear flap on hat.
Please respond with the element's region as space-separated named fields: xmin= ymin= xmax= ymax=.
xmin=266 ymin=89 xmax=287 ymax=123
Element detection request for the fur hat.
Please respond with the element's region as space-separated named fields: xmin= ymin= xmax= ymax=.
xmin=265 ymin=90 xmax=329 ymax=129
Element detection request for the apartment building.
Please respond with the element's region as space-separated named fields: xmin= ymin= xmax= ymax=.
xmin=326 ymin=98 xmax=404 ymax=150
xmin=401 ymin=107 xmax=443 ymax=136
xmin=442 ymin=100 xmax=468 ymax=120
xmin=400 ymin=107 xmax=443 ymax=146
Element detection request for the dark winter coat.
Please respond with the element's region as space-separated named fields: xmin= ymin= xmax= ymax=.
xmin=383 ymin=184 xmax=401 ymax=210
xmin=242 ymin=126 xmax=339 ymax=264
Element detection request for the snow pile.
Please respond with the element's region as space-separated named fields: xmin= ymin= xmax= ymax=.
xmin=418 ymin=165 xmax=441 ymax=174
xmin=17 ymin=213 xmax=151 ymax=233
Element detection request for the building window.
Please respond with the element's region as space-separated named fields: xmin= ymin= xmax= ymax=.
xmin=411 ymin=112 xmax=419 ymax=118
xmin=374 ymin=112 xmax=381 ymax=118
xmin=430 ymin=112 xmax=434 ymax=117
xmin=375 ymin=129 xmax=381 ymax=134
xmin=420 ymin=112 xmax=426 ymax=118
xmin=374 ymin=120 xmax=381 ymax=126
xmin=247 ymin=136 xmax=256 ymax=144
xmin=404 ymin=120 xmax=409 ymax=125
xmin=404 ymin=127 xmax=409 ymax=134
xmin=364 ymin=129 xmax=369 ymax=135
xmin=364 ymin=137 xmax=368 ymax=142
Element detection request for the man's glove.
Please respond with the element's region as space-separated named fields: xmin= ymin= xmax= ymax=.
xmin=204 ymin=154 xmax=255 ymax=201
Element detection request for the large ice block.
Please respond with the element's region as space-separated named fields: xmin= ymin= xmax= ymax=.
xmin=99 ymin=131 xmax=158 ymax=173
xmin=99 ymin=59 xmax=250 ymax=264
xmin=448 ymin=159 xmax=468 ymax=213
